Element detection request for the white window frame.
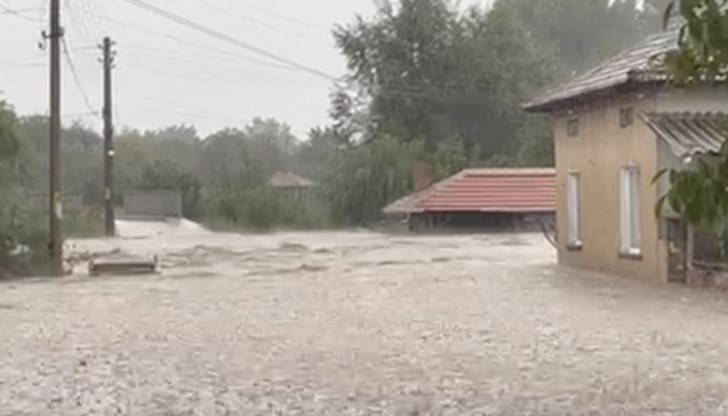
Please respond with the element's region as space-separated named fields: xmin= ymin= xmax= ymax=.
xmin=620 ymin=166 xmax=642 ymax=256
xmin=566 ymin=172 xmax=581 ymax=248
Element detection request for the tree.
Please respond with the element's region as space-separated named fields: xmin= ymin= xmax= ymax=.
xmin=494 ymin=0 xmax=666 ymax=75
xmin=657 ymin=0 xmax=728 ymax=231
xmin=137 ymin=159 xmax=204 ymax=219
xmin=14 ymin=116 xmax=103 ymax=202
xmin=296 ymin=126 xmax=345 ymax=181
xmin=334 ymin=0 xmax=558 ymax=163
xmin=0 ymin=102 xmax=47 ymax=276
xmin=324 ymin=135 xmax=425 ymax=224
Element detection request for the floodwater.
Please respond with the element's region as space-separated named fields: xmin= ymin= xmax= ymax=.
xmin=2 ymin=226 xmax=728 ymax=415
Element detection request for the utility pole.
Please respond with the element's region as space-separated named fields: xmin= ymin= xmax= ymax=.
xmin=48 ymin=0 xmax=63 ymax=276
xmin=102 ymin=37 xmax=116 ymax=237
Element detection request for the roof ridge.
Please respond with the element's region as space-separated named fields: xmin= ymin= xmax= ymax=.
xmin=525 ymin=29 xmax=680 ymax=112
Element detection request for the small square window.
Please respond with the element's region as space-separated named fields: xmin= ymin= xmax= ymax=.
xmin=567 ymin=118 xmax=579 ymax=137
xmin=620 ymin=107 xmax=634 ymax=128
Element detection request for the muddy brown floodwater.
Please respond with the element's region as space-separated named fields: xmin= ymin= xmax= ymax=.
xmin=2 ymin=228 xmax=728 ymax=415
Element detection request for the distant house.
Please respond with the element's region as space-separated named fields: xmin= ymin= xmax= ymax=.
xmin=383 ymin=168 xmax=556 ymax=232
xmin=268 ymin=171 xmax=319 ymax=203
xmin=524 ymin=29 xmax=728 ymax=283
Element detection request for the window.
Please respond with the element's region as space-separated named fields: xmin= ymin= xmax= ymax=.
xmin=620 ymin=167 xmax=642 ymax=256
xmin=619 ymin=107 xmax=634 ymax=128
xmin=566 ymin=172 xmax=581 ymax=248
xmin=567 ymin=118 xmax=579 ymax=137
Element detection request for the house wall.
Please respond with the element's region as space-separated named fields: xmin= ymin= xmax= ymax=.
xmin=553 ymin=91 xmax=667 ymax=280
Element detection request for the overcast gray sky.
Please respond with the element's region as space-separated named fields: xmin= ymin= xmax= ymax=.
xmin=0 ymin=0 xmax=490 ymax=138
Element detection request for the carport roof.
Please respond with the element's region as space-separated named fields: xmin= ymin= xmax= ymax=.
xmin=640 ymin=112 xmax=728 ymax=159
xmin=383 ymin=168 xmax=556 ymax=215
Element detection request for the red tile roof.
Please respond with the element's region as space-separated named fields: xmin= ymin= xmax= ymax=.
xmin=384 ymin=168 xmax=556 ymax=215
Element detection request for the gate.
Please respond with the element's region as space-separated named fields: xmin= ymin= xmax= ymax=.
xmin=122 ymin=190 xmax=182 ymax=219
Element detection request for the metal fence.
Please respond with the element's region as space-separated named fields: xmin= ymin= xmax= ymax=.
xmin=121 ymin=190 xmax=182 ymax=219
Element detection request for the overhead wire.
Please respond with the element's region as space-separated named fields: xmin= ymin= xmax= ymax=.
xmin=118 ymin=0 xmax=338 ymax=81
xmin=79 ymin=0 xmax=104 ymax=38
xmin=118 ymin=101 xmax=250 ymax=125
xmin=0 ymin=1 xmax=41 ymax=22
xmin=121 ymin=91 xmax=253 ymax=121
xmin=100 ymin=15 xmax=303 ymax=73
xmin=62 ymin=111 xmax=99 ymax=119
xmin=64 ymin=0 xmax=97 ymax=43
xmin=225 ymin=0 xmax=328 ymax=33
xmin=113 ymin=49 xmax=324 ymax=87
xmin=61 ymin=38 xmax=100 ymax=117
xmin=117 ymin=61 xmax=288 ymax=86
xmin=187 ymin=0 xmax=331 ymax=46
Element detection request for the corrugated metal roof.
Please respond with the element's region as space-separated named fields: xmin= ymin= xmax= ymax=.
xmin=524 ymin=30 xmax=678 ymax=112
xmin=269 ymin=172 xmax=318 ymax=188
xmin=383 ymin=168 xmax=556 ymax=215
xmin=640 ymin=112 xmax=727 ymax=158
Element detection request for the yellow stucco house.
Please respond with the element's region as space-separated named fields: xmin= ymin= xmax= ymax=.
xmin=524 ymin=30 xmax=727 ymax=283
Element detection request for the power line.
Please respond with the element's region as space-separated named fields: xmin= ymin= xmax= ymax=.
xmin=79 ymin=0 xmax=104 ymax=37
xmin=0 ymin=1 xmax=41 ymax=21
xmin=118 ymin=101 xmax=251 ymax=125
xmin=229 ymin=0 xmax=328 ymax=33
xmin=100 ymin=15 xmax=300 ymax=72
xmin=115 ymin=51 xmax=325 ymax=86
xmin=188 ymin=0 xmax=330 ymax=46
xmin=62 ymin=111 xmax=99 ymax=119
xmin=0 ymin=53 xmax=46 ymax=64
xmin=118 ymin=0 xmax=337 ymax=81
xmin=61 ymin=38 xmax=100 ymax=117
xmin=64 ymin=0 xmax=96 ymax=41
xmin=121 ymin=91 xmax=254 ymax=121
xmin=0 ymin=6 xmax=42 ymax=14
xmin=118 ymin=61 xmax=323 ymax=91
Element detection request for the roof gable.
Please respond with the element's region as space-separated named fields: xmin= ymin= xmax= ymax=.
xmin=525 ymin=30 xmax=679 ymax=112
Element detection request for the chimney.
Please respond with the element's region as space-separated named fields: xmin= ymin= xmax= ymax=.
xmin=412 ymin=161 xmax=432 ymax=192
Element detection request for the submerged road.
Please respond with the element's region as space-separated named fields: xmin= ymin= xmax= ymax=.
xmin=1 ymin=230 xmax=728 ymax=415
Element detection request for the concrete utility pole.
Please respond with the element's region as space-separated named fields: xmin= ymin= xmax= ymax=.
xmin=102 ymin=37 xmax=116 ymax=237
xmin=48 ymin=0 xmax=63 ymax=276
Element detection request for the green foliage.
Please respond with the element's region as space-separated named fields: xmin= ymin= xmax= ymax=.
xmin=0 ymin=205 xmax=49 ymax=277
xmin=334 ymin=0 xmax=557 ymax=161
xmin=207 ymin=186 xmax=329 ymax=231
xmin=0 ymin=101 xmax=19 ymax=163
xmin=495 ymin=0 xmax=665 ymax=74
xmin=661 ymin=0 xmax=728 ymax=83
xmin=324 ymin=135 xmax=425 ymax=225
xmin=657 ymin=1 xmax=728 ymax=233
xmin=0 ymin=104 xmax=57 ymax=276
xmin=514 ymin=115 xmax=555 ymax=167
xmin=137 ymin=160 xmax=204 ymax=219
xmin=426 ymin=138 xmax=470 ymax=181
